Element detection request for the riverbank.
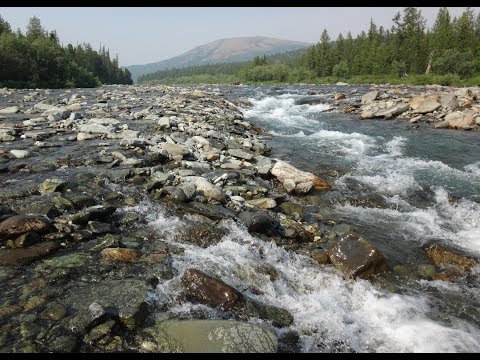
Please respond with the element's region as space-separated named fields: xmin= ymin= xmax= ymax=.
xmin=0 ymin=84 xmax=478 ymax=353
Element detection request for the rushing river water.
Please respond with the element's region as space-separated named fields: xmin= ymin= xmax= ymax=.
xmin=138 ymin=84 xmax=480 ymax=352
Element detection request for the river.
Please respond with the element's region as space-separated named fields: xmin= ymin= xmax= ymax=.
xmin=142 ymin=84 xmax=480 ymax=352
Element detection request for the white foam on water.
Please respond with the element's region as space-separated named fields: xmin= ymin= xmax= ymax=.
xmin=464 ymin=161 xmax=480 ymax=176
xmin=243 ymin=95 xmax=331 ymax=128
xmin=335 ymin=187 xmax=480 ymax=254
xmin=385 ymin=136 xmax=406 ymax=157
xmin=144 ymin=209 xmax=480 ymax=353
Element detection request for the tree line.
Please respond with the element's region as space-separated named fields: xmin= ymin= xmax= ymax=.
xmin=0 ymin=15 xmax=133 ymax=88
xmin=138 ymin=7 xmax=480 ymax=86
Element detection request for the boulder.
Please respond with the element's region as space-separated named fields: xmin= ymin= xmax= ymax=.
xmin=69 ymin=205 xmax=116 ymax=225
xmin=413 ymin=100 xmax=441 ymax=114
xmin=39 ymin=178 xmax=66 ymax=194
xmin=271 ymin=161 xmax=330 ymax=190
xmin=181 ymin=269 xmax=243 ymax=310
xmin=445 ymin=111 xmax=475 ymax=129
xmin=375 ymin=103 xmax=410 ymax=118
xmin=361 ymin=91 xmax=379 ymax=105
xmin=327 ymin=232 xmax=390 ymax=279
xmin=334 ymin=93 xmax=346 ymax=100
xmin=440 ymin=93 xmax=459 ymax=109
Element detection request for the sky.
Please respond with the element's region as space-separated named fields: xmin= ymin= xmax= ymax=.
xmin=0 ymin=7 xmax=477 ymax=67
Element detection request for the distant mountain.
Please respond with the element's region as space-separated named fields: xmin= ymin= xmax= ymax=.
xmin=127 ymin=36 xmax=311 ymax=82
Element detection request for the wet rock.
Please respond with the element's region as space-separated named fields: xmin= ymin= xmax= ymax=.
xmin=334 ymin=93 xmax=346 ymax=100
xmin=100 ymin=247 xmax=139 ymax=262
xmin=41 ymin=302 xmax=67 ymax=321
xmin=145 ymin=171 xmax=174 ymax=191
xmin=149 ymin=319 xmax=277 ymax=353
xmin=179 ymin=223 xmax=224 ymax=248
xmin=417 ymin=264 xmax=436 ymax=279
xmin=169 ymin=187 xmax=187 ymax=203
xmin=242 ymin=299 xmax=294 ymax=328
xmin=426 ymin=243 xmax=477 ymax=273
xmin=24 ymin=295 xmax=46 ymax=310
xmin=310 ymin=249 xmax=329 ymax=264
xmin=0 ymin=241 xmax=61 ymax=266
xmin=181 ymin=202 xmax=236 ymax=221
xmin=46 ymin=335 xmax=78 ymax=352
xmin=86 ymin=221 xmax=114 ymax=235
xmin=40 ymin=252 xmax=90 ymax=269
xmin=67 ymin=279 xmax=150 ymax=331
xmin=271 ymin=160 xmax=330 ymax=190
xmin=39 ymin=178 xmax=66 ymax=194
xmin=238 ymin=211 xmax=282 ymax=237
xmin=13 ymin=232 xmax=42 ymax=248
xmin=327 ymin=232 xmax=390 ymax=279
xmin=84 ymin=320 xmax=115 ymax=343
xmin=69 ymin=205 xmax=116 ymax=225
xmin=332 ymin=223 xmax=355 ymax=236
xmin=279 ymin=202 xmax=305 ymax=218
xmin=0 ymin=215 xmax=51 ymax=240
xmin=181 ymin=268 xmax=243 ymax=310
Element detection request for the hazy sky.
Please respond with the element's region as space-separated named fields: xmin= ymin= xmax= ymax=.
xmin=0 ymin=7 xmax=476 ymax=67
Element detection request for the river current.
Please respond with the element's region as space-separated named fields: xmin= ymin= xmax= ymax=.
xmin=143 ymin=84 xmax=480 ymax=352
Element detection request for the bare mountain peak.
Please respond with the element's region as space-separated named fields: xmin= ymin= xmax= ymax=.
xmin=127 ymin=36 xmax=311 ymax=82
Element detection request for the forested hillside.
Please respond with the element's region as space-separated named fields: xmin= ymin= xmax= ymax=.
xmin=0 ymin=15 xmax=132 ymax=88
xmin=138 ymin=8 xmax=480 ymax=86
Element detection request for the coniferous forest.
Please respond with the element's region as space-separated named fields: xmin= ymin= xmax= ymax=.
xmin=0 ymin=15 xmax=132 ymax=88
xmin=138 ymin=7 xmax=480 ymax=86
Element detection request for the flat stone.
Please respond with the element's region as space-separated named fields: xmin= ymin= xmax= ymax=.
xmin=150 ymin=319 xmax=277 ymax=353
xmin=361 ymin=91 xmax=379 ymax=105
xmin=246 ymin=198 xmax=277 ymax=209
xmin=228 ymin=149 xmax=253 ymax=160
xmin=9 ymin=149 xmax=30 ymax=158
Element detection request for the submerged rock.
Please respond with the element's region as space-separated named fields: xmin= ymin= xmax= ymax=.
xmin=0 ymin=241 xmax=61 ymax=266
xmin=148 ymin=319 xmax=277 ymax=353
xmin=426 ymin=243 xmax=478 ymax=273
xmin=0 ymin=215 xmax=51 ymax=240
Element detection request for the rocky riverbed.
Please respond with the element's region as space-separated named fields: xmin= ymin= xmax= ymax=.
xmin=0 ymin=84 xmax=479 ymax=353
xmin=331 ymin=83 xmax=480 ymax=131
